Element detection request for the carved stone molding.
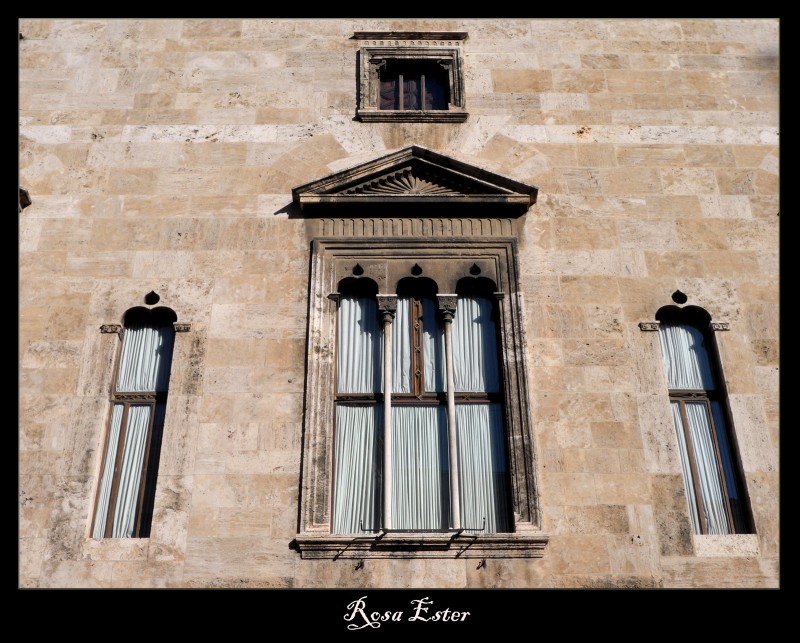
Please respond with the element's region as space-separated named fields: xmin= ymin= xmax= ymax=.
xmin=113 ymin=391 xmax=158 ymax=401
xmin=376 ymin=294 xmax=398 ymax=322
xmin=352 ymin=31 xmax=468 ymax=45
xmin=437 ymin=294 xmax=458 ymax=322
xmin=293 ymin=531 xmax=549 ymax=559
xmin=710 ymin=322 xmax=730 ymax=331
xmin=318 ymin=217 xmax=516 ymax=238
xmin=639 ymin=322 xmax=660 ymax=331
xmin=174 ymin=322 xmax=191 ymax=333
xmin=100 ymin=324 xmax=122 ymax=335
xmin=293 ymin=146 xmax=536 ymax=217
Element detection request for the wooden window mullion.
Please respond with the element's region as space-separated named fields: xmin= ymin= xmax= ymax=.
xmin=410 ymin=298 xmax=424 ymax=397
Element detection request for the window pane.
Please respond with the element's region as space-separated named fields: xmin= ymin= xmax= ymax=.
xmin=658 ymin=324 xmax=716 ymax=390
xmin=338 ymin=296 xmax=382 ymax=394
xmin=117 ymin=325 xmax=175 ymax=393
xmin=393 ymin=298 xmax=412 ymax=394
xmin=403 ymin=77 xmax=421 ymax=110
xmin=333 ymin=405 xmax=381 ymax=534
xmin=424 ymin=76 xmax=447 ymax=110
xmin=92 ymin=404 xmax=124 ymax=538
xmin=711 ymin=401 xmax=747 ymax=532
xmin=457 ymin=403 xmax=510 ymax=534
xmin=422 ymin=297 xmax=446 ymax=393
xmin=392 ymin=405 xmax=449 ymax=530
xmin=453 ymin=297 xmax=500 ymax=393
xmin=111 ymin=404 xmax=152 ymax=538
xmin=671 ymin=401 xmax=701 ymax=534
xmin=685 ymin=402 xmax=732 ymax=534
xmin=380 ymin=78 xmax=398 ymax=110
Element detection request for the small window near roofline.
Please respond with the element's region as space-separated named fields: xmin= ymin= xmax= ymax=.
xmin=354 ymin=32 xmax=468 ymax=123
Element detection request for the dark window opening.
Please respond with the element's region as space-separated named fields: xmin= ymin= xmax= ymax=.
xmin=379 ymin=61 xmax=449 ymax=111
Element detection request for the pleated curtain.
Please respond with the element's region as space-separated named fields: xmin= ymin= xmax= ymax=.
xmin=92 ymin=325 xmax=174 ymax=538
xmin=332 ymin=295 xmax=509 ymax=534
xmin=659 ymin=324 xmax=742 ymax=534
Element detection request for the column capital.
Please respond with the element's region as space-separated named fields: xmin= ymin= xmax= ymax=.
xmin=376 ymin=294 xmax=398 ymax=322
xmin=437 ymin=294 xmax=458 ymax=322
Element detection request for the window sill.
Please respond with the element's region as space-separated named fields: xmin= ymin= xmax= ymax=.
xmin=82 ymin=536 xmax=150 ymax=561
xmin=356 ymin=109 xmax=468 ymax=123
xmin=692 ymin=533 xmax=759 ymax=557
xmin=291 ymin=529 xmax=549 ymax=559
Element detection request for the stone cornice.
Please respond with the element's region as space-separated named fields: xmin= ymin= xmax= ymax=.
xmin=352 ymin=31 xmax=468 ymax=42
xmin=292 ymin=530 xmax=549 ymax=559
xmin=292 ymin=146 xmax=537 ymax=217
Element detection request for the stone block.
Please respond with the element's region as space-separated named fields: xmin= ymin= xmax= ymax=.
xmin=492 ymin=69 xmax=553 ymax=92
xmin=540 ymin=472 xmax=597 ymax=505
xmin=546 ymin=534 xmax=612 ymax=575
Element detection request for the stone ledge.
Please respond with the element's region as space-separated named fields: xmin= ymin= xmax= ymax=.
xmin=292 ymin=531 xmax=549 ymax=559
xmin=81 ymin=536 xmax=150 ymax=561
xmin=692 ymin=533 xmax=760 ymax=557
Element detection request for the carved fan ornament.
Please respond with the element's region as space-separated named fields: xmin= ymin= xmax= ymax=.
xmin=342 ymin=167 xmax=465 ymax=196
xmin=291 ymin=146 xmax=538 ymax=216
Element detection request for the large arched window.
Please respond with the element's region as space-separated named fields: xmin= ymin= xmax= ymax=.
xmin=331 ymin=272 xmax=511 ymax=535
xmin=92 ymin=306 xmax=177 ymax=539
xmin=655 ymin=306 xmax=750 ymax=535
xmin=292 ymin=147 xmax=545 ymax=559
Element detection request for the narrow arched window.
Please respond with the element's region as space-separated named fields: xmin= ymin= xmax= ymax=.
xmin=656 ymin=306 xmax=750 ymax=535
xmin=92 ymin=306 xmax=177 ymax=539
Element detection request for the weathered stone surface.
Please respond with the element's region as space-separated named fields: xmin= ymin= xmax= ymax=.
xmin=18 ymin=18 xmax=778 ymax=592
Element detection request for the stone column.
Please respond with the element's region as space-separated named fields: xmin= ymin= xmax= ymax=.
xmin=376 ymin=295 xmax=397 ymax=530
xmin=438 ymin=294 xmax=460 ymax=530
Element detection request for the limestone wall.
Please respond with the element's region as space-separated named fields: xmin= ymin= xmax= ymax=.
xmin=19 ymin=18 xmax=779 ymax=589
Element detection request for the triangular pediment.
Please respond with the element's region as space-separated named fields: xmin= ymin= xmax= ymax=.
xmin=292 ymin=145 xmax=537 ymax=217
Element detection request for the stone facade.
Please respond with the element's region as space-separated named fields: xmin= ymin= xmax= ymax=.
xmin=19 ymin=18 xmax=779 ymax=591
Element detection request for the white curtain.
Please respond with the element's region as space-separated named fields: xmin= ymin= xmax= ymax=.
xmin=92 ymin=404 xmax=124 ymax=539
xmin=658 ymin=323 xmax=716 ymax=391
xmin=660 ymin=323 xmax=736 ymax=535
xmin=457 ymin=403 xmax=510 ymax=534
xmin=684 ymin=402 xmax=732 ymax=534
xmin=333 ymin=293 xmax=510 ymax=535
xmin=422 ymin=298 xmax=446 ymax=392
xmin=332 ymin=405 xmax=381 ymax=534
xmin=338 ymin=296 xmax=382 ymax=394
xmin=453 ymin=297 xmax=500 ymax=393
xmin=110 ymin=405 xmax=151 ymax=537
xmin=93 ymin=324 xmax=174 ymax=539
xmin=392 ymin=405 xmax=449 ymax=530
xmin=393 ymin=298 xmax=412 ymax=394
xmin=117 ymin=325 xmax=175 ymax=393
xmin=670 ymin=402 xmax=701 ymax=534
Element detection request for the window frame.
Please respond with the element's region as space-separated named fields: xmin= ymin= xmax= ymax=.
xmin=91 ymin=308 xmax=180 ymax=539
xmin=650 ymin=307 xmax=753 ymax=536
xmin=293 ymin=238 xmax=547 ymax=559
xmin=332 ymin=285 xmax=511 ymax=536
xmin=354 ymin=32 xmax=468 ymax=123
